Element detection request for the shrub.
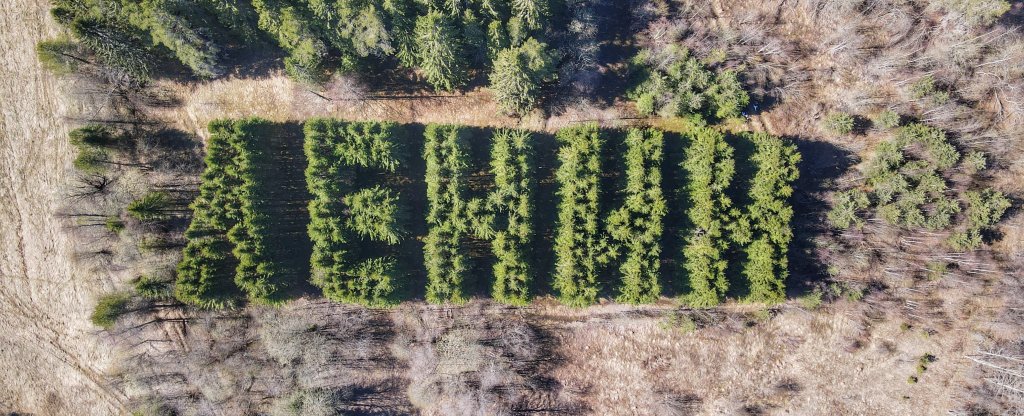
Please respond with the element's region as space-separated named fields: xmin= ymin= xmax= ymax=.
xmin=873 ymin=110 xmax=901 ymax=129
xmin=91 ymin=292 xmax=131 ymax=329
xmin=822 ymin=112 xmax=854 ymax=135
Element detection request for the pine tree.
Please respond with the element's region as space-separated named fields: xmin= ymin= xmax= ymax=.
xmin=415 ymin=11 xmax=468 ymax=91
xmin=553 ymin=124 xmax=604 ymax=307
xmin=681 ymin=127 xmax=734 ymax=307
xmin=423 ymin=124 xmax=471 ymax=303
xmin=607 ymin=128 xmax=666 ymax=304
xmin=489 ymin=38 xmax=557 ymax=115
xmin=487 ymin=129 xmax=535 ymax=305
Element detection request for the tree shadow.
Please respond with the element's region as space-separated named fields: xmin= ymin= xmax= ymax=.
xmin=660 ymin=130 xmax=690 ymax=298
xmin=786 ymin=138 xmax=857 ymax=297
xmin=265 ymin=123 xmax=318 ymax=300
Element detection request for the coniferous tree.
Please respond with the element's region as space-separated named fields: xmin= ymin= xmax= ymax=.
xmin=423 ymin=124 xmax=471 ymax=303
xmin=487 ymin=129 xmax=536 ymax=305
xmin=681 ymin=127 xmax=735 ymax=307
xmin=739 ymin=132 xmax=800 ymax=304
xmin=553 ymin=123 xmax=605 ymax=307
xmin=607 ymin=128 xmax=666 ymax=304
xmin=490 ymin=38 xmax=557 ymax=115
xmin=415 ymin=11 xmax=468 ymax=91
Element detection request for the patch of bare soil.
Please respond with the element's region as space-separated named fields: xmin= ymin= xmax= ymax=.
xmin=0 ymin=0 xmax=127 ymax=413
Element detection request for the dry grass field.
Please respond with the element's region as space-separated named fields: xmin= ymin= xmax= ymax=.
xmin=0 ymin=0 xmax=128 ymax=413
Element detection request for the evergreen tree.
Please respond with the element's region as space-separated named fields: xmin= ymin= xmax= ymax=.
xmin=553 ymin=124 xmax=605 ymax=307
xmin=681 ymin=127 xmax=735 ymax=307
xmin=487 ymin=129 xmax=535 ymax=305
xmin=489 ymin=38 xmax=557 ymax=115
xmin=423 ymin=124 xmax=471 ymax=303
xmin=607 ymin=128 xmax=666 ymax=304
xmin=415 ymin=11 xmax=468 ymax=91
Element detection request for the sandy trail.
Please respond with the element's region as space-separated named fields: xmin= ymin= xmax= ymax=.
xmin=0 ymin=0 xmax=127 ymax=413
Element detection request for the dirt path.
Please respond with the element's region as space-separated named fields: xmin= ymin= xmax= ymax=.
xmin=0 ymin=0 xmax=127 ymax=413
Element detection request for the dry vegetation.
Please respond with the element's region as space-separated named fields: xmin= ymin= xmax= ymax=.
xmin=3 ymin=0 xmax=1024 ymax=415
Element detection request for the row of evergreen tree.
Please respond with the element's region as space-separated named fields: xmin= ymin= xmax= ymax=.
xmin=44 ymin=0 xmax=559 ymax=114
xmin=304 ymin=118 xmax=407 ymax=306
xmin=176 ymin=119 xmax=802 ymax=308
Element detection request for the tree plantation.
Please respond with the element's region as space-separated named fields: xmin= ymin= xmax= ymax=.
xmin=172 ymin=118 xmax=804 ymax=308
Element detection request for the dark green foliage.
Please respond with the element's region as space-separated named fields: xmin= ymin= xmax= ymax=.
xmin=134 ymin=275 xmax=173 ymax=300
xmin=91 ymin=292 xmax=131 ymax=329
xmin=822 ymin=112 xmax=854 ymax=135
xmin=423 ymin=124 xmax=471 ymax=304
xmin=228 ymin=119 xmax=284 ymax=303
xmin=175 ymin=120 xmax=244 ymax=309
xmin=70 ymin=125 xmax=121 ymax=149
xmin=69 ymin=16 xmax=153 ymax=82
xmin=553 ymin=124 xmax=604 ymax=307
xmin=629 ymin=45 xmax=749 ymax=121
xmin=305 ymin=118 xmax=404 ymax=172
xmin=73 ymin=147 xmax=113 ymax=173
xmin=197 ymin=0 xmax=261 ymax=42
xmin=304 ymin=118 xmax=405 ymax=306
xmin=487 ymin=129 xmax=535 ymax=305
xmin=681 ymin=127 xmax=734 ymax=307
xmin=141 ymin=0 xmax=225 ymax=78
xmin=106 ymin=216 xmax=126 ymax=234
xmin=252 ymin=0 xmax=333 ymax=84
xmin=490 ymin=38 xmax=557 ymax=115
xmin=415 ymin=11 xmax=468 ymax=91
xmin=36 ymin=38 xmax=88 ymax=75
xmin=739 ymin=132 xmax=800 ymax=304
xmin=607 ymin=128 xmax=665 ymax=304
